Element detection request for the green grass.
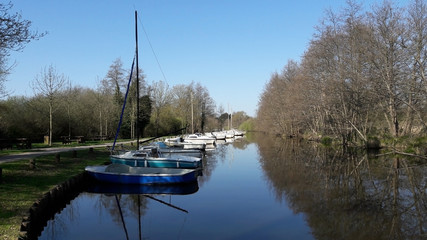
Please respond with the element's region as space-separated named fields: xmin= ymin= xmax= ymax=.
xmin=0 ymin=139 xmax=136 ymax=157
xmin=0 ymin=148 xmax=110 ymax=240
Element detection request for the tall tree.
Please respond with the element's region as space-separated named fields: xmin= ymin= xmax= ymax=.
xmin=103 ymin=58 xmax=126 ymax=106
xmin=31 ymin=65 xmax=66 ymax=146
xmin=403 ymin=0 xmax=427 ymax=132
xmin=150 ymin=80 xmax=172 ymax=136
xmin=367 ymin=1 xmax=406 ymax=137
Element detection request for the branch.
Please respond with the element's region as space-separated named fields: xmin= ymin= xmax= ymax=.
xmin=376 ymin=148 xmax=427 ymax=160
xmin=348 ymin=120 xmax=367 ymax=142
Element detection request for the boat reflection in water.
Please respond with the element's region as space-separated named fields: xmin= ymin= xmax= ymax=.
xmin=38 ymin=179 xmax=199 ymax=240
xmin=85 ymin=179 xmax=199 ymax=195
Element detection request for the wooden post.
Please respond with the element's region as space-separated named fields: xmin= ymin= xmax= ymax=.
xmin=89 ymin=147 xmax=94 ymax=153
xmin=55 ymin=153 xmax=60 ymax=163
xmin=29 ymin=159 xmax=36 ymax=169
xmin=72 ymin=150 xmax=77 ymax=158
xmin=393 ymin=158 xmax=400 ymax=169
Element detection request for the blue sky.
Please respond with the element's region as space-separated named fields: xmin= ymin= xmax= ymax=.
xmin=5 ymin=0 xmax=400 ymax=117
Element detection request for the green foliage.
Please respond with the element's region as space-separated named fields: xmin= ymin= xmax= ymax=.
xmin=239 ymin=118 xmax=255 ymax=132
xmin=320 ymin=136 xmax=333 ymax=146
xmin=411 ymin=136 xmax=427 ymax=148
xmin=404 ymin=146 xmax=416 ymax=154
xmin=218 ymin=113 xmax=229 ymax=130
xmin=139 ymin=95 xmax=152 ymax=137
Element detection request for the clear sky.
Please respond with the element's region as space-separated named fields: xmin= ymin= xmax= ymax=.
xmin=5 ymin=0 xmax=401 ymax=117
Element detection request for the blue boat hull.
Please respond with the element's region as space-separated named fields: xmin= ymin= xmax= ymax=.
xmin=110 ymin=156 xmax=202 ymax=169
xmin=85 ymin=164 xmax=199 ymax=185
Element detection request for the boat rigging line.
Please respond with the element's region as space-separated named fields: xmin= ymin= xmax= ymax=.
xmin=111 ymin=55 xmax=136 ymax=151
xmin=135 ymin=10 xmax=169 ymax=85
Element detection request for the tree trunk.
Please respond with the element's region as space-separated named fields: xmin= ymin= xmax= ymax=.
xmin=49 ymin=102 xmax=53 ymax=146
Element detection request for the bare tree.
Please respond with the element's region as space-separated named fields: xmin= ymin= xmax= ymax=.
xmin=31 ymin=65 xmax=66 ymax=146
xmin=403 ymin=0 xmax=427 ymax=133
xmin=102 ymin=58 xmax=126 ymax=106
xmin=150 ymin=80 xmax=172 ymax=135
xmin=0 ymin=2 xmax=46 ymax=97
xmin=367 ymin=1 xmax=406 ymax=137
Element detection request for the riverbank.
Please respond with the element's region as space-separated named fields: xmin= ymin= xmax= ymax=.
xmin=0 ymin=147 xmax=110 ymax=240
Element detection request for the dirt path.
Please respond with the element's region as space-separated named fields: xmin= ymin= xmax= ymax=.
xmin=0 ymin=141 xmax=135 ymax=164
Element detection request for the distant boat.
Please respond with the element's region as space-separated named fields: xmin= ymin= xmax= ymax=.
xmin=232 ymin=129 xmax=245 ymax=137
xmin=225 ymin=131 xmax=234 ymax=139
xmin=184 ymin=133 xmax=216 ymax=145
xmin=164 ymin=137 xmax=207 ymax=150
xmin=212 ymin=131 xmax=226 ymax=140
xmin=85 ymin=164 xmax=200 ymax=185
xmin=110 ymin=149 xmax=202 ymax=169
xmin=142 ymin=141 xmax=203 ymax=158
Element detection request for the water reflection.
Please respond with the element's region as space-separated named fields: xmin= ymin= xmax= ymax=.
xmin=37 ymin=133 xmax=427 ymax=239
xmin=86 ymin=181 xmax=199 ymax=195
xmin=257 ymin=133 xmax=427 ymax=240
xmin=40 ymin=181 xmax=198 ymax=240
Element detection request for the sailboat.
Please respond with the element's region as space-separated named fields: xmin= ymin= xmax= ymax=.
xmin=85 ymin=11 xmax=200 ymax=185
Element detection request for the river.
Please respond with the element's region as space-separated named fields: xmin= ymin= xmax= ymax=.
xmin=38 ymin=133 xmax=427 ymax=239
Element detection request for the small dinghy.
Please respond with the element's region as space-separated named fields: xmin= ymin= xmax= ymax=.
xmin=85 ymin=164 xmax=200 ymax=185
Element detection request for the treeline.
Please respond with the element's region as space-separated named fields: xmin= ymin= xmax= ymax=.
xmin=0 ymin=58 xmax=251 ymax=142
xmin=257 ymin=0 xmax=427 ymax=146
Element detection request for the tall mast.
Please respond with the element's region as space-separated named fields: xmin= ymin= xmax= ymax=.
xmin=135 ymin=10 xmax=140 ymax=150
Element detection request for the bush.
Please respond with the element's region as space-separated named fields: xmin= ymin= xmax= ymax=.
xmin=320 ymin=136 xmax=333 ymax=146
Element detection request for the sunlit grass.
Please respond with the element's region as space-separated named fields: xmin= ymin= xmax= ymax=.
xmin=0 ymin=148 xmax=110 ymax=239
xmin=0 ymin=139 xmax=135 ymax=157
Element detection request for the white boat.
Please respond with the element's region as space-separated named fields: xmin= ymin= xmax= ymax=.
xmin=178 ymin=142 xmax=206 ymax=150
xmin=184 ymin=133 xmax=216 ymax=145
xmin=164 ymin=137 xmax=183 ymax=146
xmin=232 ymin=129 xmax=244 ymax=136
xmin=164 ymin=137 xmax=207 ymax=150
xmin=212 ymin=131 xmax=226 ymax=140
xmin=141 ymin=141 xmax=203 ymax=158
xmin=225 ymin=131 xmax=234 ymax=139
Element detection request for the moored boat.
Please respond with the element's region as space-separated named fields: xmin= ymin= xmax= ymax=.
xmin=212 ymin=131 xmax=226 ymax=140
xmin=110 ymin=150 xmax=202 ymax=169
xmin=85 ymin=164 xmax=200 ymax=184
xmin=184 ymin=133 xmax=216 ymax=145
xmin=225 ymin=131 xmax=234 ymax=139
xmin=164 ymin=137 xmax=207 ymax=150
xmin=142 ymin=141 xmax=203 ymax=158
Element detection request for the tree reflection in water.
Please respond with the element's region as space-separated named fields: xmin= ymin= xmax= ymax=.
xmin=256 ymin=133 xmax=427 ymax=240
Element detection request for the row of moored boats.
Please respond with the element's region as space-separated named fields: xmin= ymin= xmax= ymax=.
xmin=85 ymin=130 xmax=245 ymax=185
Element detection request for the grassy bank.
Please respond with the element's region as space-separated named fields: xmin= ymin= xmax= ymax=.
xmin=0 ymin=139 xmax=135 ymax=157
xmin=0 ymin=148 xmax=110 ymax=240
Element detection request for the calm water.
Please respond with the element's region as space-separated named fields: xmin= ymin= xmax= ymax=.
xmin=39 ymin=134 xmax=427 ymax=240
